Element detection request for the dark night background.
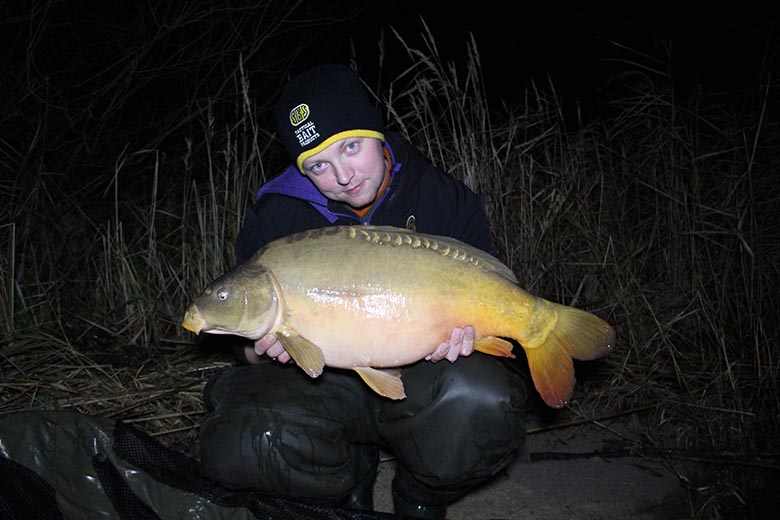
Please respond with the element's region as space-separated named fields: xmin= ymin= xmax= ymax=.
xmin=346 ymin=4 xmax=777 ymax=112
xmin=2 ymin=3 xmax=780 ymax=517
xmin=2 ymin=2 xmax=778 ymax=182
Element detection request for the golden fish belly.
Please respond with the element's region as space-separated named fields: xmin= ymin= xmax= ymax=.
xmin=275 ymin=268 xmax=537 ymax=369
xmin=280 ymin=293 xmax=452 ymax=367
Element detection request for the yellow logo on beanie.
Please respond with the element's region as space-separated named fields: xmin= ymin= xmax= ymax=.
xmin=289 ymin=104 xmax=310 ymax=126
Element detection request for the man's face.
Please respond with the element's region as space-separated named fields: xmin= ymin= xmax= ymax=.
xmin=300 ymin=137 xmax=385 ymax=209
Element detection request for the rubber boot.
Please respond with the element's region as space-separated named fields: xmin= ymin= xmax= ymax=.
xmin=340 ymin=467 xmax=376 ymax=511
xmin=392 ymin=492 xmax=447 ymax=520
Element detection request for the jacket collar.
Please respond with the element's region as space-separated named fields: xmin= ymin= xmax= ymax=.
xmin=256 ymin=139 xmax=402 ymax=223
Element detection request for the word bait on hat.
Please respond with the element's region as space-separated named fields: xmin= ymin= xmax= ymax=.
xmin=274 ymin=64 xmax=385 ymax=172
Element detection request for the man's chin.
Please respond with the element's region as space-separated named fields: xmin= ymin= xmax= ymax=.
xmin=341 ymin=194 xmax=374 ymax=210
xmin=346 ymin=204 xmax=369 ymax=212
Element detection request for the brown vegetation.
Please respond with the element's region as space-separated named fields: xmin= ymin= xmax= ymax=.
xmin=1 ymin=3 xmax=778 ymax=517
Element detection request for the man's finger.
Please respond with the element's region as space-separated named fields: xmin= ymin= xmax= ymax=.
xmin=461 ymin=325 xmax=475 ymax=356
xmin=450 ymin=327 xmax=464 ymax=346
xmin=427 ymin=341 xmax=449 ymax=362
xmin=446 ymin=344 xmax=459 ymax=363
xmin=261 ymin=341 xmax=282 ymax=358
xmin=259 ymin=334 xmax=277 ymax=348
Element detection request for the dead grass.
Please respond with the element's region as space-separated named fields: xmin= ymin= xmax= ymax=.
xmin=1 ymin=5 xmax=778 ymax=517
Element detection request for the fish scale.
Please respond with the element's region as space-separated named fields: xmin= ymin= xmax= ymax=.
xmin=182 ymin=225 xmax=614 ymax=408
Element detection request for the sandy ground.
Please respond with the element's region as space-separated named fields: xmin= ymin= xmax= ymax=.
xmin=371 ymin=414 xmax=692 ymax=520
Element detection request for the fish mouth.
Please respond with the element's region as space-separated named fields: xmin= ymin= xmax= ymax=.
xmin=181 ymin=305 xmax=206 ymax=334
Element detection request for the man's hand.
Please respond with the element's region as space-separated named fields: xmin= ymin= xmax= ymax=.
xmin=242 ymin=334 xmax=292 ymax=364
xmin=426 ymin=325 xmax=476 ymax=363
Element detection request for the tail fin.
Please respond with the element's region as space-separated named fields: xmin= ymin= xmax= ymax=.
xmin=525 ymin=303 xmax=614 ymax=408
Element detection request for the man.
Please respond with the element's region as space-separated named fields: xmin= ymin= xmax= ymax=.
xmin=199 ymin=64 xmax=527 ymax=519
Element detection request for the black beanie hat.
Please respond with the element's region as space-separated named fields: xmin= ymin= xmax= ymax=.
xmin=274 ymin=64 xmax=385 ymax=172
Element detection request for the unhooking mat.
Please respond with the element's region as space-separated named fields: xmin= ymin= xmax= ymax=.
xmin=0 ymin=410 xmax=397 ymax=519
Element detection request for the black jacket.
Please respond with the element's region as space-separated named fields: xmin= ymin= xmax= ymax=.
xmin=236 ymin=131 xmax=495 ymax=263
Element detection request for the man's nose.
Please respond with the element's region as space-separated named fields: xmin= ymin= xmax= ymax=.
xmin=333 ymin=162 xmax=353 ymax=185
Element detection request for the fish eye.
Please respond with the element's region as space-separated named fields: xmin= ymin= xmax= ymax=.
xmin=217 ymin=288 xmax=229 ymax=301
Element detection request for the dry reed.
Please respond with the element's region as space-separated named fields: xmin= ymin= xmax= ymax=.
xmin=1 ymin=5 xmax=778 ymax=517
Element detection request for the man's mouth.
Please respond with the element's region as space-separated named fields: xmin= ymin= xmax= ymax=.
xmin=345 ymin=180 xmax=364 ymax=196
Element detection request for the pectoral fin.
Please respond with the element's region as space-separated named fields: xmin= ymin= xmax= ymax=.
xmin=276 ymin=327 xmax=325 ymax=378
xmin=354 ymin=367 xmax=406 ymax=400
xmin=474 ymin=336 xmax=516 ymax=358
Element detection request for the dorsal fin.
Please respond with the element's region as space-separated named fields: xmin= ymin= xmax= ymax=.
xmin=345 ymin=225 xmax=518 ymax=283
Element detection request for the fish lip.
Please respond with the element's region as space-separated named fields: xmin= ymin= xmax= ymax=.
xmin=181 ymin=305 xmax=206 ymax=334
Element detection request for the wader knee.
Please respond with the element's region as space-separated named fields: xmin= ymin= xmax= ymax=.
xmin=200 ymin=364 xmax=379 ymax=504
xmin=381 ymin=355 xmax=527 ymax=505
